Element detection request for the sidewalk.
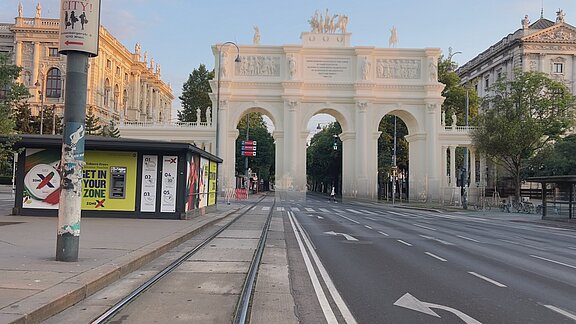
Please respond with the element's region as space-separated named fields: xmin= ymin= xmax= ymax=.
xmin=0 ymin=197 xmax=256 ymax=324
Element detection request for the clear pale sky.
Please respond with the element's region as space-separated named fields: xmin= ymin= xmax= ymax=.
xmin=2 ymin=0 xmax=575 ymax=121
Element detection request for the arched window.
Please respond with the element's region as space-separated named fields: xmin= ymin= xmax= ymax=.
xmin=104 ymin=79 xmax=110 ymax=107
xmin=46 ymin=68 xmax=62 ymax=98
xmin=122 ymin=89 xmax=128 ymax=108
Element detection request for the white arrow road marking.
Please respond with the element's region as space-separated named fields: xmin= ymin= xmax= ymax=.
xmin=397 ymin=240 xmax=412 ymax=246
xmin=291 ymin=207 xmax=300 ymax=212
xmin=419 ymin=235 xmax=454 ymax=245
xmin=394 ymin=293 xmax=482 ymax=324
xmin=324 ymin=231 xmax=359 ymax=241
xmin=346 ymin=209 xmax=363 ymax=214
xmin=277 ymin=207 xmax=285 ymax=211
xmin=319 ymin=208 xmax=329 ymax=212
xmin=305 ymin=207 xmax=315 ymax=212
xmin=262 ymin=207 xmax=270 ymax=211
xmin=317 ymin=216 xmax=324 ymax=220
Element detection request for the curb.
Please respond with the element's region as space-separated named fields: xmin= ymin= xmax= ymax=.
xmin=5 ymin=207 xmax=241 ymax=324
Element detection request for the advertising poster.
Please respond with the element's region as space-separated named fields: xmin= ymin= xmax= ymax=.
xmin=185 ymin=154 xmax=199 ymax=211
xmin=198 ymin=157 xmax=209 ymax=208
xmin=23 ymin=149 xmax=137 ymax=211
xmin=22 ymin=149 xmax=62 ymax=209
xmin=208 ymin=161 xmax=217 ymax=205
xmin=140 ymin=155 xmax=158 ymax=212
xmin=160 ymin=155 xmax=178 ymax=213
xmin=81 ymin=151 xmax=137 ymax=211
xmin=59 ymin=0 xmax=102 ymax=56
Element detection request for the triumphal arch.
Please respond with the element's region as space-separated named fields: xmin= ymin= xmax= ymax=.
xmin=212 ymin=13 xmax=448 ymax=200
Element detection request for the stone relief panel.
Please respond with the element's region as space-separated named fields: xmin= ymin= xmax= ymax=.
xmin=375 ymin=59 xmax=421 ymax=80
xmin=236 ymin=55 xmax=281 ymax=77
xmin=532 ymin=27 xmax=576 ymax=42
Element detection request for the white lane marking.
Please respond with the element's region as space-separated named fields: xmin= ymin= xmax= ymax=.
xmin=305 ymin=208 xmax=315 ymax=212
xmin=361 ymin=209 xmax=378 ymax=215
xmin=364 ymin=225 xmax=373 ymax=230
xmin=500 ymin=239 xmax=543 ymax=251
xmin=291 ymin=207 xmax=300 ymax=212
xmin=531 ymin=255 xmax=576 ymax=270
xmin=317 ymin=216 xmax=324 ymax=220
xmin=468 ymin=272 xmax=507 ymax=287
xmin=336 ymin=214 xmax=360 ymax=224
xmin=378 ymin=231 xmax=389 ymax=236
xmin=277 ymin=207 xmax=285 ymax=211
xmin=364 ymin=217 xmax=377 ymax=221
xmin=289 ymin=212 xmax=358 ymax=324
xmin=568 ymin=246 xmax=576 ymax=250
xmin=319 ymin=208 xmax=330 ymax=212
xmin=457 ymin=235 xmax=481 ymax=243
xmin=287 ymin=213 xmax=338 ymax=323
xmin=425 ymin=252 xmax=447 ymax=262
xmin=388 ymin=210 xmax=407 ymax=216
xmin=397 ymin=240 xmax=412 ymax=246
xmin=346 ymin=209 xmax=363 ymax=214
xmin=419 ymin=235 xmax=454 ymax=245
xmin=413 ymin=223 xmax=437 ymax=231
xmin=262 ymin=206 xmax=270 ymax=211
xmin=544 ymin=305 xmax=576 ymax=321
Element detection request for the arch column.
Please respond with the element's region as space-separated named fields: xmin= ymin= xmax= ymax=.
xmin=355 ymin=102 xmax=370 ymax=197
xmin=469 ymin=148 xmax=477 ymax=187
xmin=405 ymin=133 xmax=427 ymax=199
xmin=441 ymin=145 xmax=447 ymax=187
xmin=425 ymin=103 xmax=442 ymax=199
xmin=340 ymin=131 xmax=356 ymax=198
xmin=449 ymin=145 xmax=457 ymax=187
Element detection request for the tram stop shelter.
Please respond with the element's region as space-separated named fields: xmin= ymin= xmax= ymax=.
xmin=527 ymin=175 xmax=576 ymax=221
xmin=5 ymin=135 xmax=221 ymax=220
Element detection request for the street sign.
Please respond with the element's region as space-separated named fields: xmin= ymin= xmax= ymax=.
xmin=242 ymin=140 xmax=257 ymax=146
xmin=59 ymin=0 xmax=102 ymax=56
xmin=242 ymin=151 xmax=256 ymax=157
xmin=242 ymin=145 xmax=257 ymax=151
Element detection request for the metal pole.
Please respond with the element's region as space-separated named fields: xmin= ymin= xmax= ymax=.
xmin=52 ymin=104 xmax=56 ymax=135
xmin=56 ymin=51 xmax=88 ymax=262
xmin=245 ymin=113 xmax=249 ymax=188
xmin=462 ymin=90 xmax=469 ymax=209
xmin=392 ymin=116 xmax=397 ymax=205
xmin=215 ymin=41 xmax=240 ymax=157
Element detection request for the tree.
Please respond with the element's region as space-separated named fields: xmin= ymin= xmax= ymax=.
xmin=100 ymin=120 xmax=121 ymax=138
xmin=235 ymin=112 xmax=274 ymax=184
xmin=306 ymin=122 xmax=342 ymax=193
xmin=472 ymin=70 xmax=576 ymax=200
xmin=85 ymin=107 xmax=102 ymax=135
xmin=178 ymin=64 xmax=214 ymax=123
xmin=526 ymin=134 xmax=576 ymax=177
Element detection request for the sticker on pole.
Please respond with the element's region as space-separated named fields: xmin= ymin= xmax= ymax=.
xmin=58 ymin=0 xmax=101 ymax=56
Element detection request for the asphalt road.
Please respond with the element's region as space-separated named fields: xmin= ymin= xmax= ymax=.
xmin=282 ymin=193 xmax=576 ymax=323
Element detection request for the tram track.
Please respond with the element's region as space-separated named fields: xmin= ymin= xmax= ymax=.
xmin=90 ymin=194 xmax=273 ymax=324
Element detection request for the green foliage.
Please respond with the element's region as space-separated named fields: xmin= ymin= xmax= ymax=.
xmin=472 ymin=70 xmax=576 ymax=199
xmin=178 ymin=64 xmax=214 ymax=123
xmin=526 ymin=135 xmax=576 ymax=176
xmin=0 ymin=53 xmax=25 ymax=173
xmin=100 ymin=120 xmax=121 ymax=138
xmin=438 ymin=55 xmax=480 ymax=126
xmin=85 ymin=108 xmax=102 ymax=135
xmin=377 ymin=116 xmax=408 ymax=183
xmin=306 ymin=122 xmax=342 ymax=191
xmin=235 ymin=112 xmax=274 ymax=181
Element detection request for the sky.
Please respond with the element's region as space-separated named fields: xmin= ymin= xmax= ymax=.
xmin=1 ymin=0 xmax=575 ymax=127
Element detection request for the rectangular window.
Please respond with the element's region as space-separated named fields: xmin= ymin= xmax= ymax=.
xmin=49 ymin=48 xmax=59 ymax=57
xmin=106 ymin=59 xmax=112 ymax=69
xmin=553 ymin=62 xmax=563 ymax=74
xmin=116 ymin=66 xmax=121 ymax=75
xmin=124 ymin=73 xmax=128 ymax=82
xmin=484 ymin=78 xmax=489 ymax=89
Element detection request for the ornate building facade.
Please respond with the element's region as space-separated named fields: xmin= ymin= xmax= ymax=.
xmin=458 ymin=9 xmax=576 ymax=98
xmin=0 ymin=3 xmax=174 ymax=130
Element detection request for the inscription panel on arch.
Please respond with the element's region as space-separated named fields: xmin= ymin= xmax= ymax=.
xmin=303 ymin=56 xmax=352 ymax=81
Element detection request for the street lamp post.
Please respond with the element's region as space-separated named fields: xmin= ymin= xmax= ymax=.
xmin=215 ymin=41 xmax=240 ymax=157
xmin=34 ymin=80 xmax=45 ymax=135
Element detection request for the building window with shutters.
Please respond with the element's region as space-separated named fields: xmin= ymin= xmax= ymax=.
xmin=553 ymin=62 xmax=564 ymax=74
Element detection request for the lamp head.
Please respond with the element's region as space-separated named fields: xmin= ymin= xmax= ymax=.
xmin=234 ymin=55 xmax=241 ymax=63
xmin=34 ymin=80 xmax=40 ymax=87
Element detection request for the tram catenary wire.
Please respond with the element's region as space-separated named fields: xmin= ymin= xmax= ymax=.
xmin=91 ymin=194 xmax=273 ymax=324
